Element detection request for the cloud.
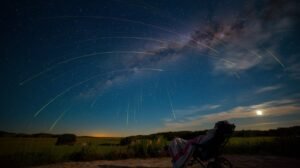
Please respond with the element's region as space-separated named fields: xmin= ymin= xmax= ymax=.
xmin=255 ymin=84 xmax=282 ymax=94
xmin=173 ymin=104 xmax=221 ymax=118
xmin=187 ymin=0 xmax=298 ymax=74
xmin=286 ymin=62 xmax=300 ymax=80
xmin=160 ymin=98 xmax=300 ymax=131
xmin=237 ymin=119 xmax=300 ymax=130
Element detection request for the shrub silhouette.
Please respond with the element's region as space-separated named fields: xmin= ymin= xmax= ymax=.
xmin=120 ymin=137 xmax=132 ymax=145
xmin=55 ymin=134 xmax=76 ymax=145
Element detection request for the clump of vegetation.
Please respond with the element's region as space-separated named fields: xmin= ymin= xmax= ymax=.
xmin=128 ymin=136 xmax=169 ymax=157
xmin=119 ymin=137 xmax=132 ymax=145
xmin=56 ymin=134 xmax=76 ymax=145
xmin=224 ymin=136 xmax=300 ymax=157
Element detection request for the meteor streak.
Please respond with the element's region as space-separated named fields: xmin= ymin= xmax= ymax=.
xmin=266 ymin=50 xmax=285 ymax=69
xmin=45 ymin=16 xmax=219 ymax=53
xmin=76 ymin=36 xmax=168 ymax=45
xmin=250 ymin=50 xmax=263 ymax=59
xmin=140 ymin=88 xmax=143 ymax=114
xmin=90 ymin=96 xmax=99 ymax=108
xmin=19 ymin=66 xmax=57 ymax=86
xmin=133 ymin=104 xmax=136 ymax=122
xmin=33 ymin=68 xmax=163 ymax=118
xmin=126 ymin=102 xmax=130 ymax=125
xmin=19 ymin=51 xmax=154 ymax=86
xmin=18 ymin=17 xmax=234 ymax=87
xmin=167 ymin=87 xmax=176 ymax=120
xmin=34 ymin=70 xmax=126 ymax=117
xmin=138 ymin=68 xmax=164 ymax=72
xmin=49 ymin=106 xmax=72 ymax=131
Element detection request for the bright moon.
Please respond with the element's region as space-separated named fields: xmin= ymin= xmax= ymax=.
xmin=256 ymin=110 xmax=263 ymax=116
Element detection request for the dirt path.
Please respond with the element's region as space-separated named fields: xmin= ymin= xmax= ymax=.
xmin=33 ymin=155 xmax=300 ymax=168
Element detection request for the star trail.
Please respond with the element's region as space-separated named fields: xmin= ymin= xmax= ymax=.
xmin=1 ymin=0 xmax=300 ymax=136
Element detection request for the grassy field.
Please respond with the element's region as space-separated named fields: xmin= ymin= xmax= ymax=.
xmin=225 ymin=136 xmax=300 ymax=156
xmin=0 ymin=136 xmax=299 ymax=167
xmin=0 ymin=137 xmax=125 ymax=167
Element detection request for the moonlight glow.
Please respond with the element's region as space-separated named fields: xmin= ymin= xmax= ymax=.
xmin=256 ymin=110 xmax=263 ymax=116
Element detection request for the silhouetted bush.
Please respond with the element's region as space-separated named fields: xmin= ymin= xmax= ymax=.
xmin=55 ymin=134 xmax=76 ymax=145
xmin=120 ymin=137 xmax=132 ymax=145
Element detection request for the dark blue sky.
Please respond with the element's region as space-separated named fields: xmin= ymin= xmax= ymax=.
xmin=1 ymin=0 xmax=300 ymax=136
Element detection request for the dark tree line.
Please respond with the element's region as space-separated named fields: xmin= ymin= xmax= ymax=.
xmin=120 ymin=126 xmax=300 ymax=145
xmin=233 ymin=126 xmax=300 ymax=137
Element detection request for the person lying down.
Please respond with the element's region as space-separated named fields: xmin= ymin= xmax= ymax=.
xmin=166 ymin=121 xmax=235 ymax=168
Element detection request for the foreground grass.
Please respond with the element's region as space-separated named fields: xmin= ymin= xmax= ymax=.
xmin=225 ymin=136 xmax=300 ymax=156
xmin=0 ymin=137 xmax=125 ymax=167
xmin=0 ymin=136 xmax=299 ymax=167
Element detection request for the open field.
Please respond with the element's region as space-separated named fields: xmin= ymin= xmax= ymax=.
xmin=0 ymin=137 xmax=125 ymax=167
xmin=0 ymin=136 xmax=299 ymax=167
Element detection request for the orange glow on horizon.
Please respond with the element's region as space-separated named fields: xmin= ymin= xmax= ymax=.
xmin=82 ymin=132 xmax=123 ymax=137
xmin=91 ymin=133 xmax=115 ymax=137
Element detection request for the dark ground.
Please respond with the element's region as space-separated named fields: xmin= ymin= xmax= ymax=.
xmin=32 ymin=155 xmax=300 ymax=168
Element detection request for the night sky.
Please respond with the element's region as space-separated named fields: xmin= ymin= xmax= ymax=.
xmin=1 ymin=0 xmax=300 ymax=137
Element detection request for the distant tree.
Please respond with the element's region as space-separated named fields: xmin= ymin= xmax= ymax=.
xmin=0 ymin=131 xmax=16 ymax=137
xmin=33 ymin=133 xmax=57 ymax=138
xmin=120 ymin=137 xmax=132 ymax=145
xmin=56 ymin=134 xmax=76 ymax=145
